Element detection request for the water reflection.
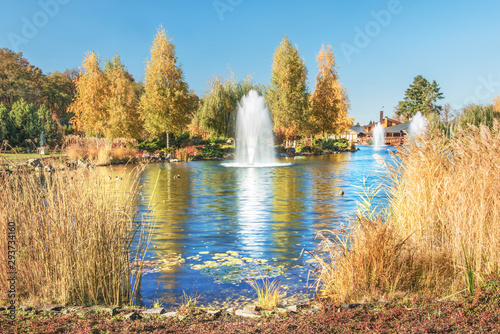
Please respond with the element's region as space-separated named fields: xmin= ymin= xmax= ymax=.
xmin=237 ymin=167 xmax=272 ymax=256
xmin=117 ymin=146 xmax=398 ymax=308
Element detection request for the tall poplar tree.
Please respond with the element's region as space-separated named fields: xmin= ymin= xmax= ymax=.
xmin=493 ymin=95 xmax=500 ymax=112
xmin=70 ymin=52 xmax=110 ymax=136
xmin=310 ymin=44 xmax=351 ymax=139
xmin=104 ymin=54 xmax=142 ymax=139
xmin=267 ymin=36 xmax=309 ymax=140
xmin=141 ymin=25 xmax=192 ymax=147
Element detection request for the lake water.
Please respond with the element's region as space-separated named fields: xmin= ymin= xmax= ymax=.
xmin=107 ymin=145 xmax=396 ymax=309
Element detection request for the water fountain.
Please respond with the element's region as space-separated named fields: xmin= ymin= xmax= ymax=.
xmin=409 ymin=112 xmax=426 ymax=137
xmin=372 ymin=123 xmax=385 ymax=146
xmin=224 ymin=90 xmax=287 ymax=167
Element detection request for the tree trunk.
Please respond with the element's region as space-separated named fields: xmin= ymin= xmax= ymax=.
xmin=166 ymin=131 xmax=170 ymax=148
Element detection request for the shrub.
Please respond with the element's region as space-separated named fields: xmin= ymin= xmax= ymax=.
xmin=201 ymin=144 xmax=224 ymax=158
xmin=297 ymin=145 xmax=313 ymax=153
xmin=275 ymin=145 xmax=286 ymax=154
xmin=136 ymin=138 xmax=163 ymax=152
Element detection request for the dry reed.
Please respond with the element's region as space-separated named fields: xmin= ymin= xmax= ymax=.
xmin=0 ymin=164 xmax=153 ymax=307
xmin=314 ymin=121 xmax=500 ymax=303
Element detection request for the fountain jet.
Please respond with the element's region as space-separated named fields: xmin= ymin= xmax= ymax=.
xmin=409 ymin=112 xmax=426 ymax=137
xmin=234 ymin=90 xmax=276 ymax=166
xmin=372 ymin=123 xmax=385 ymax=146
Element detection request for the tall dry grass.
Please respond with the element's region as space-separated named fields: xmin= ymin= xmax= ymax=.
xmin=314 ymin=122 xmax=500 ymax=303
xmin=0 ymin=165 xmax=153 ymax=307
xmin=64 ymin=136 xmax=138 ymax=165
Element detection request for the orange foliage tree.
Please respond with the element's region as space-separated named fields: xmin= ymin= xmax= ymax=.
xmin=309 ymin=44 xmax=352 ymax=139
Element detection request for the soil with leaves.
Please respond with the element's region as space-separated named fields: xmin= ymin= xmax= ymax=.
xmin=4 ymin=276 xmax=500 ymax=333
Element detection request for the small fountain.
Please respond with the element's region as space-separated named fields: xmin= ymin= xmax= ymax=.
xmin=409 ymin=112 xmax=426 ymax=137
xmin=372 ymin=123 xmax=385 ymax=146
xmin=224 ymin=90 xmax=288 ymax=167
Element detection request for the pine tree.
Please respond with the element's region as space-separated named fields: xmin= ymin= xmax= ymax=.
xmin=267 ymin=36 xmax=309 ymax=140
xmin=37 ymin=104 xmax=62 ymax=147
xmin=395 ymin=75 xmax=444 ymax=120
xmin=309 ymin=44 xmax=352 ymax=139
xmin=10 ymin=98 xmax=39 ymax=147
xmin=141 ymin=26 xmax=192 ymax=147
xmin=69 ymin=52 xmax=110 ymax=136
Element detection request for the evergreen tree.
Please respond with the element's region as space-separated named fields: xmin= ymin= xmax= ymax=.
xmin=10 ymin=98 xmax=39 ymax=147
xmin=141 ymin=25 xmax=193 ymax=147
xmin=0 ymin=103 xmax=12 ymax=144
xmin=267 ymin=36 xmax=309 ymax=139
xmin=309 ymin=44 xmax=351 ymax=139
xmin=37 ymin=104 xmax=62 ymax=147
xmin=395 ymin=75 xmax=444 ymax=120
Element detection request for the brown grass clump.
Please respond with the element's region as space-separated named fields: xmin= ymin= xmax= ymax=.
xmin=64 ymin=136 xmax=138 ymax=165
xmin=0 ymin=165 xmax=153 ymax=307
xmin=314 ymin=121 xmax=500 ymax=304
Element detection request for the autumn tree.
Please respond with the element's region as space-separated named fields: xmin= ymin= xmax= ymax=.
xmin=0 ymin=48 xmax=44 ymax=109
xmin=141 ymin=26 xmax=193 ymax=147
xmin=493 ymin=95 xmax=500 ymax=112
xmin=41 ymin=69 xmax=78 ymax=123
xmin=104 ymin=53 xmax=142 ymax=139
xmin=197 ymin=73 xmax=264 ymax=138
xmin=309 ymin=44 xmax=352 ymax=139
xmin=395 ymin=75 xmax=444 ymax=120
xmin=70 ymin=52 xmax=110 ymax=136
xmin=267 ymin=36 xmax=309 ymax=142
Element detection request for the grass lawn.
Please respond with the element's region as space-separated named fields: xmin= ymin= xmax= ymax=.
xmin=0 ymin=152 xmax=67 ymax=161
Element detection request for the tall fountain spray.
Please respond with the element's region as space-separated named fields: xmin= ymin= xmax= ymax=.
xmin=372 ymin=123 xmax=385 ymax=146
xmin=232 ymin=90 xmax=276 ymax=166
xmin=409 ymin=112 xmax=426 ymax=137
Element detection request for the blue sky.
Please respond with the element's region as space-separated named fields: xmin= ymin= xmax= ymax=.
xmin=1 ymin=0 xmax=499 ymax=125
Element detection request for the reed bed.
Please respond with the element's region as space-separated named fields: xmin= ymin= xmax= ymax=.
xmin=64 ymin=135 xmax=138 ymax=165
xmin=0 ymin=164 xmax=152 ymax=307
xmin=314 ymin=121 xmax=500 ymax=303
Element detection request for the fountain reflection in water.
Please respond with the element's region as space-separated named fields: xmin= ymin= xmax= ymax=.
xmin=372 ymin=123 xmax=385 ymax=146
xmin=224 ymin=90 xmax=289 ymax=167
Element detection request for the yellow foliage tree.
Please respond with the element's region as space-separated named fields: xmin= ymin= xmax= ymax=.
xmin=141 ymin=25 xmax=193 ymax=147
xmin=310 ymin=44 xmax=352 ymax=139
xmin=493 ymin=95 xmax=500 ymax=112
xmin=70 ymin=52 xmax=110 ymax=136
xmin=267 ymin=36 xmax=309 ymax=141
xmin=104 ymin=54 xmax=142 ymax=139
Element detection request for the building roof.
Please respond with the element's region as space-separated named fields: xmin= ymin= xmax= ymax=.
xmin=350 ymin=126 xmax=366 ymax=134
xmin=385 ymin=122 xmax=411 ymax=133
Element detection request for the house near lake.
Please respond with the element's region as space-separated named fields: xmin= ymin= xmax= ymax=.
xmin=337 ymin=111 xmax=411 ymax=146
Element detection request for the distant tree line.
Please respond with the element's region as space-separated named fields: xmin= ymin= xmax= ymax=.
xmin=6 ymin=25 xmax=499 ymax=151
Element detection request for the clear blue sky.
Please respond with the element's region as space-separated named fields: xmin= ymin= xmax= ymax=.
xmin=1 ymin=0 xmax=499 ymax=125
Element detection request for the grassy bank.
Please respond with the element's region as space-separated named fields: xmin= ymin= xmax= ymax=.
xmin=0 ymin=165 xmax=152 ymax=307
xmin=4 ymin=275 xmax=500 ymax=333
xmin=314 ymin=122 xmax=500 ymax=304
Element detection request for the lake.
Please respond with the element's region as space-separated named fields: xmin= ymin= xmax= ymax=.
xmin=106 ymin=145 xmax=396 ymax=309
